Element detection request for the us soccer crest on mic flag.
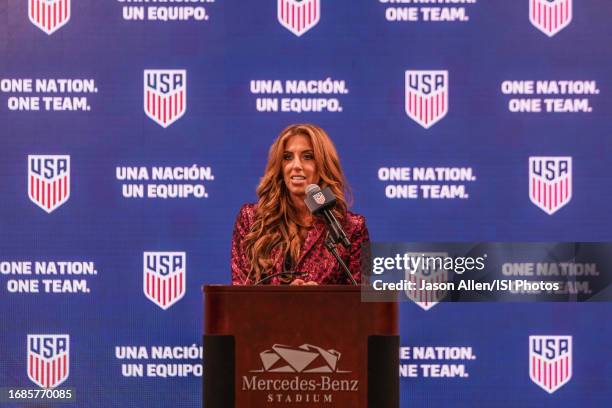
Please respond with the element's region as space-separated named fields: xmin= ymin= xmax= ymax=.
xmin=405 ymin=71 xmax=449 ymax=129
xmin=27 ymin=335 xmax=70 ymax=389
xmin=313 ymin=191 xmax=326 ymax=205
xmin=530 ymin=0 xmax=573 ymax=37
xmin=28 ymin=155 xmax=70 ymax=214
xmin=29 ymin=0 xmax=71 ymax=35
xmin=529 ymin=335 xmax=572 ymax=393
xmin=143 ymin=70 xmax=187 ymax=128
xmin=143 ymin=252 xmax=187 ymax=310
xmin=529 ymin=156 xmax=572 ymax=215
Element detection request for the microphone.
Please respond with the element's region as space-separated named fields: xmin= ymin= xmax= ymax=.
xmin=304 ymin=184 xmax=356 ymax=285
xmin=304 ymin=184 xmax=351 ymax=248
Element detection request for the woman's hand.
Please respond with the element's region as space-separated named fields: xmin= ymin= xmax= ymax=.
xmin=290 ymin=279 xmax=318 ymax=286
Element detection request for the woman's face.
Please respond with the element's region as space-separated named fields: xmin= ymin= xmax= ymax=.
xmin=282 ymin=134 xmax=319 ymax=199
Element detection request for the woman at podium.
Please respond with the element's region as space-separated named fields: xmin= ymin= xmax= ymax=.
xmin=231 ymin=124 xmax=369 ymax=285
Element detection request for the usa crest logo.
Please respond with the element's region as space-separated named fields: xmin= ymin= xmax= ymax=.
xmin=278 ymin=0 xmax=320 ymax=37
xmin=29 ymin=0 xmax=71 ymax=35
xmin=530 ymin=0 xmax=572 ymax=37
xmin=405 ymin=70 xmax=448 ymax=129
xmin=529 ymin=156 xmax=572 ymax=215
xmin=405 ymin=253 xmax=448 ymax=311
xmin=529 ymin=335 xmax=572 ymax=393
xmin=27 ymin=335 xmax=70 ymax=389
xmin=144 ymin=70 xmax=187 ymax=128
xmin=28 ymin=155 xmax=70 ymax=213
xmin=143 ymin=252 xmax=186 ymax=310
xmin=313 ymin=191 xmax=326 ymax=205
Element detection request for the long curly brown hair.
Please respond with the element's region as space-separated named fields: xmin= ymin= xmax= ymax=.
xmin=244 ymin=124 xmax=350 ymax=282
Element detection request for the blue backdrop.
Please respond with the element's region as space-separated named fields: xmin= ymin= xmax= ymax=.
xmin=1 ymin=0 xmax=611 ymax=406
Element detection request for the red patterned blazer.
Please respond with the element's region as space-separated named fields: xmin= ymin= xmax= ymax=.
xmin=231 ymin=204 xmax=370 ymax=285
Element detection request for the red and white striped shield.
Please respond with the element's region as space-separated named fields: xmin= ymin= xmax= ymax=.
xmin=143 ymin=252 xmax=186 ymax=310
xmin=27 ymin=334 xmax=70 ymax=389
xmin=405 ymin=252 xmax=448 ymax=311
xmin=530 ymin=0 xmax=573 ymax=37
xmin=529 ymin=156 xmax=572 ymax=215
xmin=28 ymin=155 xmax=70 ymax=214
xmin=278 ymin=0 xmax=320 ymax=37
xmin=28 ymin=0 xmax=71 ymax=35
xmin=405 ymin=70 xmax=448 ymax=129
xmin=529 ymin=335 xmax=572 ymax=393
xmin=313 ymin=192 xmax=326 ymax=205
xmin=144 ymin=70 xmax=187 ymax=128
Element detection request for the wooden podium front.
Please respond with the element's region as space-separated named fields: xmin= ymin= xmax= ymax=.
xmin=203 ymin=285 xmax=398 ymax=408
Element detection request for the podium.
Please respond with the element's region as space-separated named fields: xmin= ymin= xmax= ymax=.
xmin=203 ymin=285 xmax=398 ymax=407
